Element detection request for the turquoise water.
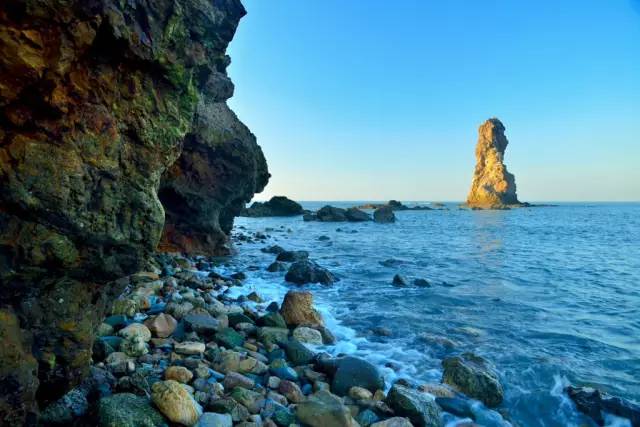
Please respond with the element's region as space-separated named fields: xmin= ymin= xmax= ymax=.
xmin=230 ymin=203 xmax=640 ymax=426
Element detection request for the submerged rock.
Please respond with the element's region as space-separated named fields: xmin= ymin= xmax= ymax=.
xmin=241 ymin=196 xmax=303 ymax=217
xmin=466 ymin=118 xmax=523 ymax=209
xmin=442 ymin=352 xmax=504 ymax=407
xmin=285 ymin=260 xmax=336 ymax=285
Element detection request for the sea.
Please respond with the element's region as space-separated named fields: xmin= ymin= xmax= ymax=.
xmin=221 ymin=202 xmax=640 ymax=427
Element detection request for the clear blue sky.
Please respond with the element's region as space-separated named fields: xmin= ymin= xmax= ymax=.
xmin=228 ymin=0 xmax=640 ymax=202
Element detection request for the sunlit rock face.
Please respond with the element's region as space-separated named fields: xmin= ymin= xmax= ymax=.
xmin=0 ymin=0 xmax=266 ymax=423
xmin=466 ymin=118 xmax=521 ymax=209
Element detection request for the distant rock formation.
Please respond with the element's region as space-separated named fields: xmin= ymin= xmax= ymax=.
xmin=466 ymin=118 xmax=523 ymax=209
xmin=302 ymin=205 xmax=372 ymax=222
xmin=241 ymin=196 xmax=303 ymax=217
xmin=357 ymin=200 xmax=433 ymax=211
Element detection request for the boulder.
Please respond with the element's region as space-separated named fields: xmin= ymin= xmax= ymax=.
xmin=285 ymin=261 xmax=336 ymax=285
xmin=241 ymin=196 xmax=303 ymax=217
xmin=434 ymin=397 xmax=473 ymax=418
xmin=118 ymin=323 xmax=152 ymax=342
xmin=318 ymin=356 xmax=385 ymax=396
xmin=374 ymin=206 xmax=396 ymax=223
xmin=284 ymin=339 xmax=316 ymax=366
xmin=230 ymin=387 xmax=264 ymax=414
xmin=370 ymin=418 xmax=414 ymax=427
xmin=280 ymin=290 xmax=324 ymax=327
xmin=276 ymin=250 xmax=309 ymax=263
xmin=316 ymin=206 xmax=348 ymax=222
xmin=565 ymin=385 xmax=640 ymax=426
xmin=258 ymin=327 xmax=290 ymax=347
xmin=262 ymin=245 xmax=286 ymax=255
xmin=258 ymin=312 xmax=288 ymax=329
xmin=345 ymin=208 xmax=371 ymax=222
xmin=184 ymin=314 xmax=221 ymax=337
xmin=151 ymin=380 xmax=203 ymax=426
xmin=278 ymin=380 xmax=305 ymax=403
xmin=267 ymin=262 xmax=288 ymax=272
xmin=98 ymin=393 xmax=167 ymax=427
xmin=295 ymin=390 xmax=358 ymax=427
xmin=466 ymin=118 xmax=523 ymax=209
xmin=293 ymin=326 xmax=324 ymax=345
xmin=197 ymin=412 xmax=233 ymax=427
xmin=392 ymin=274 xmax=408 ymax=287
xmin=215 ymin=328 xmax=246 ymax=349
xmin=414 ymin=279 xmax=431 ymax=287
xmin=144 ymin=314 xmax=178 ymax=339
xmin=175 ymin=342 xmax=206 ymax=356
xmin=385 ymin=384 xmax=442 ymax=427
xmin=165 ymin=366 xmax=194 ymax=384
xmin=441 ymin=352 xmax=504 ymax=407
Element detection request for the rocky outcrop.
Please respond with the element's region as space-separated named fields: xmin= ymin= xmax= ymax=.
xmin=0 ymin=0 xmax=266 ymax=423
xmin=566 ymin=386 xmax=640 ymax=426
xmin=241 ymin=196 xmax=302 ymax=217
xmin=466 ymin=118 xmax=523 ymax=209
xmin=358 ymin=200 xmax=433 ymax=211
xmin=159 ymin=99 xmax=268 ymax=255
xmin=374 ymin=206 xmax=396 ymax=223
xmin=442 ymin=352 xmax=504 ymax=407
xmin=303 ymin=205 xmax=372 ymax=222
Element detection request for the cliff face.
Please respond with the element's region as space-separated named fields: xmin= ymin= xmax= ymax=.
xmin=158 ymin=88 xmax=269 ymax=255
xmin=0 ymin=0 xmax=267 ymax=423
xmin=466 ymin=118 xmax=520 ymax=209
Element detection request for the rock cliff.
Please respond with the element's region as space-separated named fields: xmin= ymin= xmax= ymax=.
xmin=466 ymin=118 xmax=521 ymax=209
xmin=0 ymin=0 xmax=267 ymax=423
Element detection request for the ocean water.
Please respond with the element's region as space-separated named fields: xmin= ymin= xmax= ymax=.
xmin=226 ymin=202 xmax=640 ymax=426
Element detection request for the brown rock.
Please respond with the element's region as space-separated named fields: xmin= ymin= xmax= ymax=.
xmin=145 ymin=313 xmax=178 ymax=339
xmin=466 ymin=118 xmax=522 ymax=209
xmin=278 ymin=380 xmax=305 ymax=403
xmin=151 ymin=380 xmax=203 ymax=426
xmin=165 ymin=366 xmax=194 ymax=384
xmin=280 ymin=291 xmax=323 ymax=327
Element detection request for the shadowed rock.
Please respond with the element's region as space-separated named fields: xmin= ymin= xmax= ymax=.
xmin=241 ymin=196 xmax=303 ymax=217
xmin=0 ymin=0 xmax=265 ymax=422
xmin=566 ymin=385 xmax=640 ymax=426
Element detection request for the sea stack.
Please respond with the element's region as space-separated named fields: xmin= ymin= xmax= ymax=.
xmin=466 ymin=118 xmax=521 ymax=209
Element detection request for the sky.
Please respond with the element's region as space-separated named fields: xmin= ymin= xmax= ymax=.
xmin=228 ymin=0 xmax=640 ymax=202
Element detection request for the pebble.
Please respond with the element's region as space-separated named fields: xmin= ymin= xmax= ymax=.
xmin=174 ymin=341 xmax=206 ymax=355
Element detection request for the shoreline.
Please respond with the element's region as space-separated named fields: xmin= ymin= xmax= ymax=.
xmin=39 ymin=219 xmax=638 ymax=427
